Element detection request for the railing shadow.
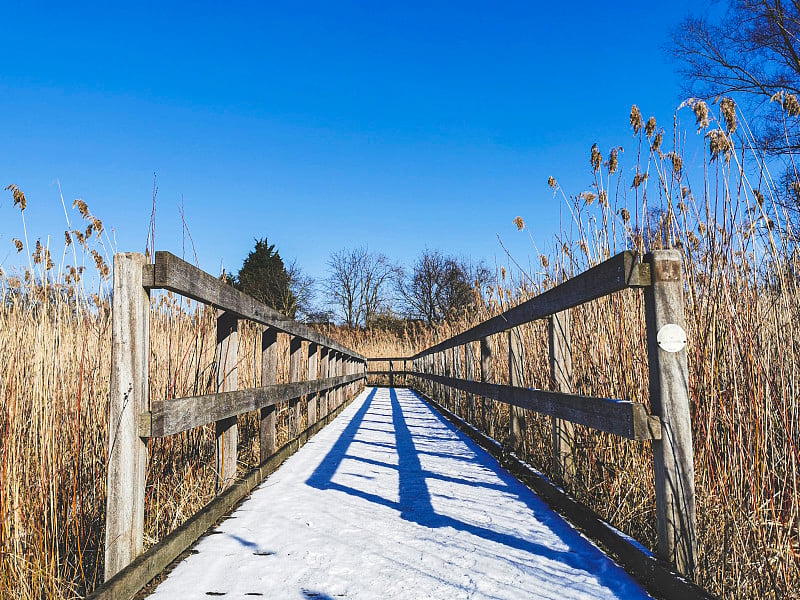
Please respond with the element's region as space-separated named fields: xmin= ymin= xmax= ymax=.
xmin=306 ymin=387 xmax=621 ymax=573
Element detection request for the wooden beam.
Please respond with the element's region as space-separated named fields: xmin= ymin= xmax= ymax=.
xmin=410 ymin=372 xmax=661 ymax=441
xmin=413 ymin=251 xmax=649 ymax=359
xmin=259 ymin=327 xmax=278 ymax=464
xmin=480 ymin=336 xmax=494 ymax=438
xmin=151 ymin=251 xmax=364 ymax=361
xmin=215 ymin=311 xmax=238 ymax=492
xmin=508 ymin=329 xmax=526 ymax=454
xmin=146 ymin=373 xmax=365 ymax=438
xmin=307 ymin=343 xmax=319 ymax=426
xmin=550 ymin=310 xmax=575 ymax=484
xmin=644 ymin=250 xmax=697 ymax=576
xmin=289 ymin=336 xmax=303 ymax=438
xmin=104 ymin=252 xmax=150 ymax=581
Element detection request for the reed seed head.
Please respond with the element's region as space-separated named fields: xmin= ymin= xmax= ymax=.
xmin=692 ymin=100 xmax=710 ymax=130
xmin=590 ymin=143 xmax=602 ymax=172
xmin=5 ymin=184 xmax=27 ymax=211
xmin=630 ymin=105 xmax=644 ymax=134
xmin=645 ymin=116 xmax=656 ymax=138
xmin=513 ymin=216 xmax=525 ymax=230
xmin=12 ymin=238 xmax=23 ymax=253
xmin=547 ymin=176 xmax=557 ymax=189
xmin=720 ymin=97 xmax=737 ymax=133
xmin=607 ymin=148 xmax=618 ymax=175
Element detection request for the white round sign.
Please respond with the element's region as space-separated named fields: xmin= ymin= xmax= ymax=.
xmin=657 ymin=324 xmax=687 ymax=353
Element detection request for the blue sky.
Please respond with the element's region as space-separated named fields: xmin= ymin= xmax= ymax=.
xmin=1 ymin=0 xmax=701 ymax=294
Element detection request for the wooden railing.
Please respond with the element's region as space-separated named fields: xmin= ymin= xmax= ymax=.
xmin=367 ymin=249 xmax=696 ymax=577
xmin=103 ymin=251 xmax=366 ymax=587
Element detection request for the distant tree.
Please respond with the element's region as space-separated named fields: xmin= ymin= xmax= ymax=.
xmin=231 ymin=238 xmax=299 ymax=318
xmin=400 ymin=249 xmax=491 ymax=325
xmin=325 ymin=247 xmax=397 ymax=328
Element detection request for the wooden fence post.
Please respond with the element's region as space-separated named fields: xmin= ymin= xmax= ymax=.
xmin=260 ymin=327 xmax=278 ymax=463
xmin=644 ymin=250 xmax=696 ymax=576
xmin=465 ymin=342 xmax=475 ymax=423
xmin=444 ymin=349 xmax=452 ymax=410
xmin=480 ymin=336 xmax=493 ymax=437
xmin=508 ymin=329 xmax=525 ymax=454
xmin=389 ymin=359 xmax=394 ymax=387
xmin=308 ymin=343 xmax=318 ymax=426
xmin=452 ymin=347 xmax=462 ymax=416
xmin=549 ymin=310 xmax=574 ymax=484
xmin=104 ymin=252 xmax=149 ymax=581
xmin=215 ymin=311 xmax=238 ymax=492
xmin=319 ymin=347 xmax=329 ymax=419
xmin=289 ymin=336 xmax=303 ymax=438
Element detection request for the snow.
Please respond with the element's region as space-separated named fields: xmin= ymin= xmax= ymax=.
xmin=148 ymin=387 xmax=651 ymax=599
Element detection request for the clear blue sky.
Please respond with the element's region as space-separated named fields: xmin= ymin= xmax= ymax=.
xmin=1 ymin=0 xmax=701 ymax=294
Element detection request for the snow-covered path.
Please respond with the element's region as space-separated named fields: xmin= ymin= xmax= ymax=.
xmin=148 ymin=387 xmax=651 ymax=599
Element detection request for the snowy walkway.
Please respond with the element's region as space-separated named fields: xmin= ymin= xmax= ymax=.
xmin=148 ymin=387 xmax=651 ymax=599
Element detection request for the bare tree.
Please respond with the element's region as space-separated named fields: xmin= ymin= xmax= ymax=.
xmin=325 ymin=247 xmax=397 ymax=328
xmin=400 ymin=249 xmax=491 ymax=325
xmin=671 ymin=1 xmax=800 ymax=153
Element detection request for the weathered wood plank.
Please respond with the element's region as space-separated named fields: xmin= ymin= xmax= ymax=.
xmin=319 ymin=347 xmax=329 ymax=420
xmin=307 ymin=343 xmax=319 ymax=426
xmin=644 ymin=250 xmax=697 ymax=576
xmin=480 ymin=336 xmax=494 ymax=438
xmin=550 ymin=310 xmax=575 ymax=484
xmin=104 ymin=252 xmax=150 ymax=581
xmin=464 ymin=342 xmax=476 ymax=422
xmin=215 ymin=311 xmax=238 ymax=492
xmin=508 ymin=329 xmax=526 ymax=453
xmin=410 ymin=372 xmax=661 ymax=441
xmin=151 ymin=251 xmax=364 ymax=361
xmin=289 ymin=336 xmax=303 ymax=438
xmin=259 ymin=327 xmax=278 ymax=464
xmin=414 ymin=251 xmax=649 ymax=358
xmin=147 ymin=373 xmax=365 ymax=437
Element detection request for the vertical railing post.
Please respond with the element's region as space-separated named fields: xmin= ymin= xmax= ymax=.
xmin=508 ymin=329 xmax=525 ymax=454
xmin=480 ymin=336 xmax=494 ymax=438
xmin=215 ymin=311 xmax=238 ymax=492
xmin=104 ymin=252 xmax=149 ymax=581
xmin=288 ymin=336 xmax=303 ymax=438
xmin=452 ymin=346 xmax=462 ymax=416
xmin=307 ymin=343 xmax=319 ymax=426
xmin=334 ymin=352 xmax=342 ymax=409
xmin=465 ymin=342 xmax=475 ymax=423
xmin=549 ymin=310 xmax=574 ymax=484
xmin=389 ymin=359 xmax=394 ymax=387
xmin=444 ymin=349 xmax=452 ymax=410
xmin=319 ymin=347 xmax=329 ymax=419
xmin=644 ymin=250 xmax=696 ymax=576
xmin=260 ymin=327 xmax=278 ymax=463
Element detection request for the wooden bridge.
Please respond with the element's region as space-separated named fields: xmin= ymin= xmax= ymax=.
xmin=90 ymin=250 xmax=710 ymax=599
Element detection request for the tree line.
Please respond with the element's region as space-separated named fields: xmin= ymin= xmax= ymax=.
xmin=226 ymin=238 xmax=493 ymax=328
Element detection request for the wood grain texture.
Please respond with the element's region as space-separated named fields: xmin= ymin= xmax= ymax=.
xmin=307 ymin=343 xmax=319 ymax=426
xmin=549 ymin=310 xmax=575 ymax=484
xmin=289 ymin=336 xmax=303 ymax=438
xmin=259 ymin=327 xmax=278 ymax=464
xmin=152 ymin=251 xmax=363 ymax=361
xmin=508 ymin=329 xmax=526 ymax=453
xmin=413 ymin=251 xmax=649 ymax=359
xmin=215 ymin=311 xmax=238 ymax=492
xmin=644 ymin=250 xmax=697 ymax=576
xmin=409 ymin=371 xmax=661 ymax=441
xmin=146 ymin=374 xmax=365 ymax=437
xmin=104 ymin=253 xmax=150 ymax=581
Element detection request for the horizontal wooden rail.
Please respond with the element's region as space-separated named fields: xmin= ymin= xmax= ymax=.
xmin=366 ymin=357 xmax=407 ymax=362
xmin=413 ymin=251 xmax=649 ymax=359
xmin=367 ymin=370 xmax=410 ymax=376
xmin=144 ymin=373 xmax=365 ymax=437
xmin=147 ymin=251 xmax=365 ymax=361
xmin=413 ymin=372 xmax=660 ymax=441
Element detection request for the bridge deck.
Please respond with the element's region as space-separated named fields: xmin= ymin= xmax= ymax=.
xmin=148 ymin=387 xmax=651 ymax=599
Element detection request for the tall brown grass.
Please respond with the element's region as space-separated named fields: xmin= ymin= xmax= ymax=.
xmin=1 ymin=97 xmax=799 ymax=598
